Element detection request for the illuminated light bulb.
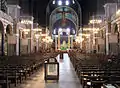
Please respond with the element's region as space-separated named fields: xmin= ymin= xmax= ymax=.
xmin=58 ymin=28 xmax=62 ymax=32
xmin=65 ymin=0 xmax=69 ymax=5
xmin=58 ymin=0 xmax=62 ymax=5
xmin=73 ymin=0 xmax=75 ymax=4
xmin=53 ymin=0 xmax=55 ymax=4
xmin=67 ymin=28 xmax=70 ymax=33
xmin=53 ymin=29 xmax=56 ymax=34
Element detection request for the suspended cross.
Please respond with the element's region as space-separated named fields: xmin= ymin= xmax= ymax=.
xmin=56 ymin=7 xmax=71 ymax=27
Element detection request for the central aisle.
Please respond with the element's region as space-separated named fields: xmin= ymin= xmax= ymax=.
xmin=16 ymin=53 xmax=82 ymax=88
xmin=56 ymin=53 xmax=83 ymax=88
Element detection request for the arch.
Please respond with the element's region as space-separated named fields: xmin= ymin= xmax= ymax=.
xmin=51 ymin=14 xmax=77 ymax=30
xmin=52 ymin=19 xmax=76 ymax=35
xmin=5 ymin=24 xmax=13 ymax=56
xmin=49 ymin=6 xmax=79 ymax=35
xmin=46 ymin=0 xmax=82 ymax=50
xmin=6 ymin=24 xmax=13 ymax=35
xmin=22 ymin=31 xmax=26 ymax=39
xmin=46 ymin=0 xmax=82 ymax=35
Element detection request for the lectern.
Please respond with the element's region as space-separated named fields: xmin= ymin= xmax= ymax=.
xmin=44 ymin=58 xmax=59 ymax=82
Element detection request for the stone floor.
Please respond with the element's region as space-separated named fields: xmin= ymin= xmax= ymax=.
xmin=15 ymin=53 xmax=83 ymax=88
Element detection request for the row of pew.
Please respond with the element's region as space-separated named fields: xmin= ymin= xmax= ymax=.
xmin=0 ymin=51 xmax=58 ymax=88
xmin=68 ymin=50 xmax=120 ymax=88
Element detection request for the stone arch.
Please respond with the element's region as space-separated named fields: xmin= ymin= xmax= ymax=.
xmin=6 ymin=24 xmax=13 ymax=35
xmin=49 ymin=6 xmax=79 ymax=35
xmin=52 ymin=19 xmax=76 ymax=35
xmin=46 ymin=0 xmax=82 ymax=35
xmin=4 ymin=24 xmax=13 ymax=55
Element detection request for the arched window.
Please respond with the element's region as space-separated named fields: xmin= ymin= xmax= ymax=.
xmin=22 ymin=31 xmax=26 ymax=39
xmin=113 ymin=23 xmax=118 ymax=33
xmin=6 ymin=24 xmax=12 ymax=35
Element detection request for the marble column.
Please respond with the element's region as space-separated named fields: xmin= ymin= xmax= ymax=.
xmin=68 ymin=34 xmax=70 ymax=49
xmin=71 ymin=35 xmax=73 ymax=49
xmin=55 ymin=35 xmax=57 ymax=51
xmin=58 ymin=33 xmax=60 ymax=49
xmin=105 ymin=20 xmax=109 ymax=55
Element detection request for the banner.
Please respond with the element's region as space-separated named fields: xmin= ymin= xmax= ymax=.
xmin=8 ymin=35 xmax=16 ymax=44
xmin=109 ymin=34 xmax=117 ymax=43
xmin=98 ymin=38 xmax=104 ymax=44
xmin=21 ymin=39 xmax=28 ymax=45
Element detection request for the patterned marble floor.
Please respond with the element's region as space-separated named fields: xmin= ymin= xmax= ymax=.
xmin=15 ymin=53 xmax=83 ymax=88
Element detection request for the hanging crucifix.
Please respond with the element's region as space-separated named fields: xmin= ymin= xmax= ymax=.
xmin=56 ymin=7 xmax=71 ymax=27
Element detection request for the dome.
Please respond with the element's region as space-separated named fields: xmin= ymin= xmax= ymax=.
xmin=46 ymin=0 xmax=82 ymax=36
